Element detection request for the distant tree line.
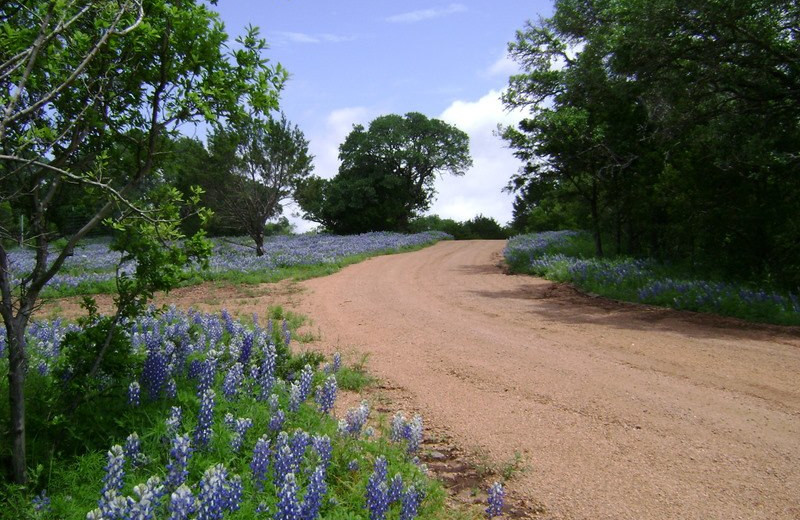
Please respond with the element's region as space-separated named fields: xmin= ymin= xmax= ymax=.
xmin=503 ymin=0 xmax=800 ymax=288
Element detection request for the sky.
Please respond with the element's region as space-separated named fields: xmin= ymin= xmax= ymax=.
xmin=213 ymin=1 xmax=553 ymax=232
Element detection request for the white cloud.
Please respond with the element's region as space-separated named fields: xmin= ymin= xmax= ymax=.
xmin=430 ymin=89 xmax=526 ymax=225
xmin=273 ymin=31 xmax=357 ymax=45
xmin=386 ymin=3 xmax=466 ymax=23
xmin=486 ymin=53 xmax=519 ymax=78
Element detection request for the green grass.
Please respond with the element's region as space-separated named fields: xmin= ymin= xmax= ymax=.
xmin=0 ymin=310 xmax=451 ymax=520
xmin=335 ymin=355 xmax=376 ymax=392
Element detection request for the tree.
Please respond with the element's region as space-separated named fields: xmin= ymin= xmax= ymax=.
xmin=297 ymin=112 xmax=472 ymax=233
xmin=0 ymin=0 xmax=285 ymax=483
xmin=502 ymin=0 xmax=800 ymax=283
xmin=210 ymin=115 xmax=313 ymax=255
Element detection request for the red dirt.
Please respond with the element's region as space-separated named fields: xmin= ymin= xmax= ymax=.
xmin=291 ymin=240 xmax=800 ymax=520
xmin=46 ymin=240 xmax=800 ymax=519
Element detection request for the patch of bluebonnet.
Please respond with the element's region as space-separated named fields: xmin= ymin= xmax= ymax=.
xmin=298 ymin=364 xmax=313 ymax=401
xmin=289 ymin=381 xmax=302 ymax=413
xmin=165 ymin=378 xmax=177 ymax=399
xmin=269 ymin=408 xmax=286 ymax=432
xmin=290 ymin=429 xmax=310 ymax=470
xmin=141 ymin=337 xmax=169 ymax=400
xmin=124 ymin=476 xmax=165 ymax=520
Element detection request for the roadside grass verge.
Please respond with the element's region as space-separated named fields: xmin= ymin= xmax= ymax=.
xmin=24 ymin=232 xmax=451 ymax=300
xmin=504 ymin=231 xmax=800 ymax=326
xmin=0 ymin=307 xmax=454 ymax=520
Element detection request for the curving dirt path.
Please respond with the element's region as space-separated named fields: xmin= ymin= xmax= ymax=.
xmin=291 ymin=240 xmax=800 ymax=520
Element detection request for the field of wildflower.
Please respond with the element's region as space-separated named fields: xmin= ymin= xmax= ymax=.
xmin=504 ymin=231 xmax=800 ymax=326
xmin=0 ymin=306 xmax=503 ymax=519
xmin=5 ymin=231 xmax=451 ymax=297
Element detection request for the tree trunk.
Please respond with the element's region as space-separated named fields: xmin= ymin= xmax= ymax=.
xmin=255 ymin=233 xmax=264 ymax=256
xmin=6 ymin=317 xmax=28 ymax=484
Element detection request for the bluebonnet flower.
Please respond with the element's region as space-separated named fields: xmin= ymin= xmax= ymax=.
xmin=311 ymin=435 xmax=332 ymax=470
xmin=166 ymin=435 xmax=193 ymax=490
xmin=365 ymin=456 xmax=389 ymax=520
xmin=196 ymin=355 xmax=218 ymax=397
xmin=141 ymin=344 xmax=168 ymax=400
xmin=290 ymin=429 xmax=310 ymax=468
xmin=230 ymin=417 xmax=253 ymax=453
xmin=269 ymin=409 xmax=286 ymax=432
xmin=226 ymin=475 xmax=243 ymax=512
xmin=388 ymin=473 xmax=404 ymax=504
xmin=32 ymin=489 xmax=51 ymax=513
xmin=256 ymin=502 xmax=269 ymax=514
xmin=298 ymin=364 xmax=313 ymax=401
xmin=274 ymin=432 xmax=294 ymax=485
xmin=275 ymin=473 xmax=301 ymax=520
xmin=125 ymin=476 xmax=165 ymax=520
xmin=486 ymin=482 xmax=504 ymax=518
xmin=289 ymin=381 xmax=302 ymax=413
xmin=197 ymin=464 xmax=240 ymax=520
xmin=301 ymin=465 xmax=328 ymax=520
xmin=124 ymin=432 xmax=141 ymax=460
xmin=315 ymin=375 xmax=337 ymax=414
xmin=100 ymin=445 xmax=126 ymax=497
xmin=193 ymin=389 xmax=216 ymax=449
xmin=188 ymin=359 xmax=203 ymax=380
xmin=166 ymin=406 xmax=182 ymax=436
xmin=339 ymin=401 xmax=370 ymax=437
xmin=348 ymin=459 xmax=359 ymax=472
xmin=259 ymin=342 xmax=277 ymax=400
xmin=406 ymin=415 xmax=423 ymax=454
xmin=332 ymin=352 xmax=341 ymax=373
xmin=239 ymin=331 xmax=254 ymax=366
xmin=168 ymin=484 xmax=196 ymax=520
xmin=282 ymin=319 xmax=291 ymax=349
xmin=128 ymin=382 xmax=141 ymax=407
xmin=223 ymin=412 xmax=236 ymax=429
xmin=400 ymin=486 xmax=422 ymax=520
xmin=221 ymin=309 xmax=235 ymax=335
xmin=165 ymin=378 xmax=177 ymax=399
xmin=250 ymin=435 xmax=271 ymax=490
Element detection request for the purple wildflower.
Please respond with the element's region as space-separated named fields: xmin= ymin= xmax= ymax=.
xmin=166 ymin=435 xmax=193 ymax=490
xmin=298 ymin=364 xmax=313 ymax=401
xmin=270 ymin=408 xmax=286 ymax=432
xmin=275 ymin=473 xmax=302 ymax=520
xmin=193 ymin=389 xmax=216 ymax=449
xmin=197 ymin=464 xmax=239 ymax=520
xmin=222 ymin=362 xmax=244 ymax=400
xmin=168 ymin=484 xmax=196 ymax=520
xmin=365 ymin=456 xmax=389 ymax=520
xmin=250 ymin=435 xmax=271 ymax=490
xmin=311 ymin=435 xmax=332 ymax=470
xmin=128 ymin=382 xmax=141 ymax=407
xmin=315 ymin=375 xmax=337 ymax=414
xmin=339 ymin=401 xmax=369 ymax=437
xmin=290 ymin=429 xmax=310 ymax=468
xmin=141 ymin=345 xmax=169 ymax=400
xmin=125 ymin=476 xmax=165 ymax=520
xmin=400 ymin=486 xmax=422 ymax=520
xmin=486 ymin=482 xmax=504 ymax=518
xmin=301 ymin=465 xmax=328 ymax=520
xmin=388 ymin=473 xmax=404 ymax=504
xmin=289 ymin=381 xmax=302 ymax=413
xmin=166 ymin=406 xmax=182 ymax=436
xmin=274 ymin=433 xmax=293 ymax=485
xmin=166 ymin=378 xmax=178 ymax=399
xmin=230 ymin=417 xmax=253 ymax=453
xmin=32 ymin=489 xmax=51 ymax=513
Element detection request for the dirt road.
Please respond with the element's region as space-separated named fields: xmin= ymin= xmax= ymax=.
xmin=292 ymin=240 xmax=800 ymax=520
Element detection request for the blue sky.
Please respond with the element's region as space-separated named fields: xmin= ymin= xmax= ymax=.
xmin=214 ymin=1 xmax=553 ymax=231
